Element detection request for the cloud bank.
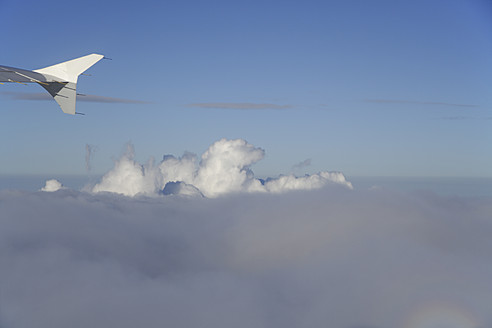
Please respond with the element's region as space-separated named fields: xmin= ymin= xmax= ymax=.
xmin=91 ymin=138 xmax=352 ymax=197
xmin=1 ymin=187 xmax=491 ymax=328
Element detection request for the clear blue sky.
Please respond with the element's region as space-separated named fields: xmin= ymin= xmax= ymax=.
xmin=1 ymin=0 xmax=491 ymax=177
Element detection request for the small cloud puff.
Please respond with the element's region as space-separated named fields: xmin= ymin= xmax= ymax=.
xmin=40 ymin=179 xmax=64 ymax=192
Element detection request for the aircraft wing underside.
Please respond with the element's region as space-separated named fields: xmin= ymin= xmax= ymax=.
xmin=0 ymin=66 xmax=51 ymax=84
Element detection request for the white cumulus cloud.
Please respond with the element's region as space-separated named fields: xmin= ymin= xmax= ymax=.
xmin=92 ymin=143 xmax=158 ymax=196
xmin=92 ymin=138 xmax=352 ymax=197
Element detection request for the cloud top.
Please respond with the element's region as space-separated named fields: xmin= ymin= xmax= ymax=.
xmin=92 ymin=139 xmax=352 ymax=197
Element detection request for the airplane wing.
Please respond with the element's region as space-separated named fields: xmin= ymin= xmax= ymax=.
xmin=0 ymin=54 xmax=104 ymax=115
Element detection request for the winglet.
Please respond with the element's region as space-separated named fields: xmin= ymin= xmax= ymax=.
xmin=33 ymin=54 xmax=104 ymax=115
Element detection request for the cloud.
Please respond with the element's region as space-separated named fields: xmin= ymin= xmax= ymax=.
xmin=364 ymin=99 xmax=478 ymax=108
xmin=85 ymin=144 xmax=97 ymax=172
xmin=91 ymin=139 xmax=352 ymax=197
xmin=435 ymin=116 xmax=473 ymax=120
xmin=91 ymin=143 xmax=159 ymax=196
xmin=0 ymin=91 xmax=149 ymax=104
xmin=76 ymin=94 xmax=150 ymax=104
xmin=434 ymin=116 xmax=492 ymax=121
xmin=1 ymin=187 xmax=491 ymax=328
xmin=187 ymin=102 xmax=292 ymax=110
xmin=40 ymin=179 xmax=64 ymax=192
xmin=291 ymin=158 xmax=312 ymax=171
xmin=262 ymin=171 xmax=350 ymax=193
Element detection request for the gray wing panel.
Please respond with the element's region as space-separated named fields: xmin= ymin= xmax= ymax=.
xmin=0 ymin=66 xmax=50 ymax=83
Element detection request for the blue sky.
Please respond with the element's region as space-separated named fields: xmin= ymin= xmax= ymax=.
xmin=1 ymin=0 xmax=491 ymax=177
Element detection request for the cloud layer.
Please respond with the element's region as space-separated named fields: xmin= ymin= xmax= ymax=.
xmin=91 ymin=138 xmax=352 ymax=197
xmin=364 ymin=98 xmax=478 ymax=108
xmin=1 ymin=187 xmax=491 ymax=328
xmin=187 ymin=102 xmax=292 ymax=110
xmin=0 ymin=91 xmax=148 ymax=104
